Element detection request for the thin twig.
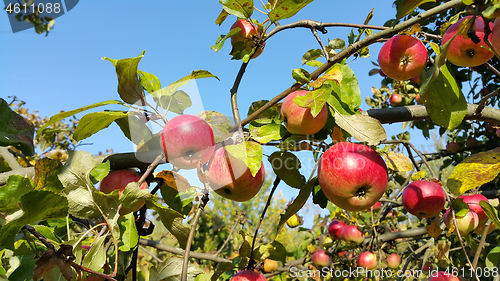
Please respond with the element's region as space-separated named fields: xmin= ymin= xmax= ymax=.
xmin=248 ymin=176 xmax=281 ymax=270
xmin=214 ymin=213 xmax=242 ymax=257
xmin=230 ymin=62 xmax=250 ymax=127
xmin=472 ymin=219 xmax=491 ymax=269
xmin=310 ymin=27 xmax=329 ymax=60
xmin=474 ymin=87 xmax=500 ymax=115
xmin=138 ymin=239 xmax=231 ymax=263
xmin=8 ymin=147 xmax=32 ymax=167
xmin=396 ymin=241 xmax=433 ymax=281
xmin=0 ymin=146 xmax=22 ymax=170
xmin=181 ymin=192 xmax=209 ymax=281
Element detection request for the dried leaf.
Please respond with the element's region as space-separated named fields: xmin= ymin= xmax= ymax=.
xmin=330 ymin=126 xmax=346 ymax=143
xmin=426 ymin=218 xmax=442 ymax=239
xmin=384 ymin=152 xmax=414 ymax=172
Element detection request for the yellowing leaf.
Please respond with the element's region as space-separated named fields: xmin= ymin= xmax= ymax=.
xmin=330 ymin=126 xmax=346 ymax=143
xmin=447 ymin=147 xmax=500 ymax=196
xmin=309 ymin=65 xmax=342 ymax=88
xmin=426 ymin=218 xmax=442 ymax=239
xmin=411 ymin=170 xmax=426 ymax=181
xmin=384 ymin=152 xmax=414 ymax=172
xmin=435 ymin=240 xmax=451 ymax=260
xmin=396 ymin=0 xmax=436 ymax=19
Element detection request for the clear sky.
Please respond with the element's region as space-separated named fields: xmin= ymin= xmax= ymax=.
xmin=1 ymin=1 xmax=435 ymax=216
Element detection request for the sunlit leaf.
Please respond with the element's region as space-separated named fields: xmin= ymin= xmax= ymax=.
xmin=219 ymin=0 xmax=254 ymax=19
xmin=293 ymin=86 xmax=330 ymax=117
xmin=447 ymin=147 xmax=500 ymax=195
xmin=269 ymin=0 xmax=313 ymax=22
xmin=334 ymin=112 xmax=386 ymax=146
xmin=74 ymin=111 xmax=128 ymax=141
xmin=384 ymin=152 xmax=414 ymax=172
xmin=396 ymin=0 xmax=436 ymax=19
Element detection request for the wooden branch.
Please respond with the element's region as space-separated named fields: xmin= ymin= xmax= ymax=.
xmin=138 ymin=239 xmax=231 ymax=263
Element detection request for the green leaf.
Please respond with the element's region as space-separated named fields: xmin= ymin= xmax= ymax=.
xmin=447 ymin=147 xmax=500 ymax=195
xmin=224 ymin=141 xmax=263 ymax=177
xmin=396 ymin=0 xmax=436 ymax=19
xmin=37 ymin=100 xmax=124 ymax=139
xmin=275 ymin=179 xmax=314 ymax=237
xmin=329 ymin=38 xmax=345 ymax=50
xmin=294 ymin=86 xmax=330 ymax=117
xmin=103 ymin=51 xmax=146 ymax=105
xmin=197 ymin=111 xmax=232 ymax=143
xmin=120 ymin=182 xmax=152 ymax=209
xmin=451 ymin=198 xmax=470 ymax=217
xmin=211 ymin=28 xmax=241 ymax=53
xmin=74 ymin=111 xmax=128 ymax=141
xmin=482 ymin=3 xmax=500 ymax=19
xmin=312 ymin=183 xmax=328 ymax=208
xmin=215 ymin=9 xmax=229 ymax=25
xmin=268 ymin=151 xmax=306 ymax=188
xmin=82 ymin=235 xmax=107 ymax=271
xmin=292 ymin=68 xmax=311 ymax=84
xmin=0 ymin=98 xmax=35 ymax=156
xmin=326 ymin=64 xmax=362 ymax=115
xmin=118 ymin=213 xmax=139 ymax=252
xmin=269 ymin=0 xmax=313 ymax=22
xmin=0 ymin=190 xmax=68 ymax=250
xmin=59 ymin=151 xmax=103 ymax=219
xmin=479 ymin=200 xmax=500 ymax=230
xmin=267 ymin=241 xmax=287 ymax=263
xmin=148 ymin=200 xmax=190 ymax=249
xmin=334 ymin=111 xmax=387 ymax=145
xmin=157 ymin=170 xmax=194 ymax=216
xmin=114 ymin=112 xmax=154 ymax=145
xmin=0 ymin=175 xmax=35 ymax=213
xmin=89 ymin=160 xmax=110 ymax=184
xmin=247 ymin=100 xmax=281 ymax=124
xmin=486 ymin=245 xmax=500 ymax=270
xmin=249 ymin=122 xmax=286 ymax=144
xmin=34 ymin=158 xmax=64 ymax=192
xmin=138 ymin=70 xmax=161 ymax=94
xmin=421 ymin=66 xmax=467 ymax=131
xmin=302 ymin=49 xmax=323 ymax=65
xmin=149 ymin=256 xmax=204 ymax=281
xmin=153 ymin=90 xmax=193 ymax=115
xmin=219 ymin=0 xmax=254 ymax=19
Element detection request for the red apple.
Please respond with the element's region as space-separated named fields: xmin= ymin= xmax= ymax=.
xmin=442 ymin=16 xmax=497 ymax=67
xmin=318 ymin=142 xmax=388 ymax=211
xmin=401 ymin=180 xmax=446 ymax=218
xmin=459 ymin=194 xmax=488 ymax=224
xmin=281 ymin=90 xmax=328 ymax=135
xmin=444 ymin=209 xmax=479 ymax=236
xmin=328 ymin=220 xmax=346 ymax=240
xmin=160 ymin=114 xmax=215 ymax=170
xmin=414 ymin=94 xmax=422 ymax=104
xmin=357 ymin=252 xmax=377 ymax=270
xmin=390 ymin=93 xmax=402 ymax=106
xmin=370 ymin=201 xmax=382 ymax=210
xmin=446 ymin=142 xmax=460 ymax=153
xmin=378 ymin=35 xmax=428 ymax=81
xmin=340 ymin=225 xmax=364 ymax=245
xmin=429 ymin=271 xmax=460 ymax=281
xmin=379 ymin=69 xmax=387 ymax=77
xmin=311 ymin=249 xmax=331 ymax=267
xmin=466 ymin=138 xmax=479 ymax=147
xmin=99 ymin=169 xmax=149 ymax=215
xmin=412 ymin=74 xmax=421 ymax=84
xmin=422 ymin=262 xmax=433 ymax=272
xmin=208 ymin=144 xmax=265 ymax=202
xmin=497 ymin=128 xmax=500 ymax=138
xmin=386 ymin=253 xmax=401 ymax=269
xmin=230 ymin=19 xmax=265 ymax=60
xmin=230 ymin=270 xmax=266 ymax=281
xmin=486 ymin=123 xmax=495 ymax=131
xmin=474 ymin=223 xmax=496 ymax=235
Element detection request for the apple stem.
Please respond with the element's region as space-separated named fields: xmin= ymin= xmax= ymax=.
xmin=247 ymin=176 xmax=281 ymax=270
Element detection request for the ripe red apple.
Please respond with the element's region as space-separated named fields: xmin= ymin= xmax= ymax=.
xmin=328 ymin=220 xmax=346 ymax=240
xmin=262 ymin=259 xmax=278 ymax=273
xmin=357 ymin=252 xmax=377 ymax=270
xmin=378 ymin=35 xmax=428 ymax=81
xmin=401 ymin=180 xmax=446 ymax=218
xmin=429 ymin=271 xmax=461 ymax=281
xmin=486 ymin=123 xmax=495 ymax=131
xmin=99 ymin=169 xmax=149 ymax=215
xmin=311 ymin=249 xmax=331 ymax=267
xmin=281 ymin=90 xmax=328 ymax=135
xmin=444 ymin=209 xmax=479 ymax=236
xmin=446 ymin=142 xmax=460 ymax=153
xmin=411 ymin=74 xmax=421 ymax=84
xmin=459 ymin=194 xmax=488 ymax=224
xmin=230 ymin=19 xmax=265 ymax=59
xmin=422 ymin=262 xmax=433 ymax=272
xmin=442 ymin=16 xmax=497 ymax=67
xmin=386 ymin=253 xmax=401 ymax=269
xmin=466 ymin=138 xmax=479 ymax=147
xmin=230 ymin=270 xmax=266 ymax=281
xmin=371 ymin=201 xmax=382 ymax=210
xmin=208 ymin=144 xmax=265 ymax=202
xmin=160 ymin=114 xmax=215 ymax=170
xmin=318 ymin=142 xmax=388 ymax=211
xmin=390 ymin=93 xmax=402 ymax=106
xmin=340 ymin=225 xmax=364 ymax=245
xmin=414 ymin=94 xmax=422 ymax=104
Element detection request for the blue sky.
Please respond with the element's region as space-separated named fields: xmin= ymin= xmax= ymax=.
xmin=1 ymin=1 xmax=436 ymax=216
